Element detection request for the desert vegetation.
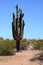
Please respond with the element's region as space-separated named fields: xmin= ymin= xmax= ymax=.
xmin=0 ymin=37 xmax=43 ymax=56
xmin=30 ymin=39 xmax=43 ymax=50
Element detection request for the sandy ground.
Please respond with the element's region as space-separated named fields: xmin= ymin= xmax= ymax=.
xmin=0 ymin=47 xmax=43 ymax=65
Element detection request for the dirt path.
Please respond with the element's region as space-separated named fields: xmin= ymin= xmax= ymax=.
xmin=0 ymin=49 xmax=42 ymax=65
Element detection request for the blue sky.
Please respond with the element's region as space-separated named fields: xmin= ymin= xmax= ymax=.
xmin=0 ymin=0 xmax=43 ymax=39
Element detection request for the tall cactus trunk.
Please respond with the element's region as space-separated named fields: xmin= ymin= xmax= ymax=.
xmin=16 ymin=40 xmax=20 ymax=52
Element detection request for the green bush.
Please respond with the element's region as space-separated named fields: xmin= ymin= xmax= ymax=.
xmin=0 ymin=40 xmax=16 ymax=55
xmin=32 ymin=40 xmax=43 ymax=50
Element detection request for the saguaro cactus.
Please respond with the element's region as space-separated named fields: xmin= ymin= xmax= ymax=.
xmin=12 ymin=5 xmax=25 ymax=52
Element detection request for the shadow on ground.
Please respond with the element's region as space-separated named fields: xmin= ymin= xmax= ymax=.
xmin=30 ymin=53 xmax=43 ymax=65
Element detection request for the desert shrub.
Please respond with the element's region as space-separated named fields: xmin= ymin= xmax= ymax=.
xmin=10 ymin=40 xmax=16 ymax=48
xmin=27 ymin=41 xmax=30 ymax=45
xmin=0 ymin=37 xmax=4 ymax=40
xmin=20 ymin=40 xmax=28 ymax=50
xmin=32 ymin=40 xmax=43 ymax=50
xmin=0 ymin=39 xmax=16 ymax=55
xmin=21 ymin=39 xmax=27 ymax=42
